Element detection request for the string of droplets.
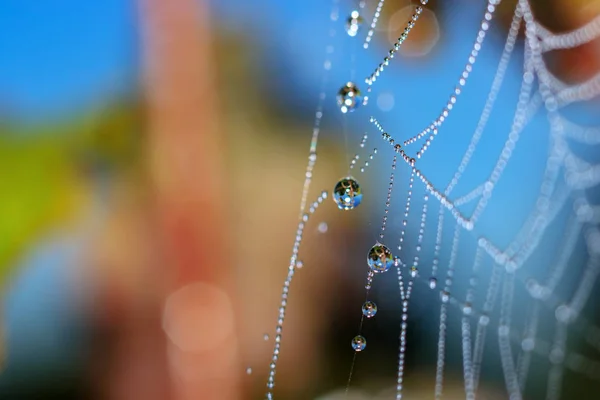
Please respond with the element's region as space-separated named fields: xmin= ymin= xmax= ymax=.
xmin=461 ymin=246 xmax=484 ymax=400
xmin=360 ymin=148 xmax=377 ymax=173
xmin=264 ymin=191 xmax=328 ymax=398
xmin=396 ymin=169 xmax=415 ymax=303
xmin=344 ymin=155 xmax=398 ymax=394
xmin=402 ymin=0 xmax=500 ymax=159
xmin=434 ymin=222 xmax=462 ymax=399
xmin=371 ymin=118 xmax=473 ymax=229
xmin=262 ymin=0 xmax=341 ymax=396
xmin=351 ymin=134 xmax=378 ymax=173
xmin=363 ymin=0 xmax=386 ymax=50
xmin=365 ymin=1 xmax=427 ymax=88
xmin=393 ymin=169 xmax=417 ymax=400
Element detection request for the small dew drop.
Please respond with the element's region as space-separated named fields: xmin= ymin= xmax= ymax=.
xmin=296 ymin=260 xmax=304 ymax=269
xmin=246 ymin=367 xmax=253 ymax=375
xmin=362 ymin=301 xmax=378 ymax=318
xmin=264 ymin=334 xmax=270 ymax=341
xmin=351 ymin=335 xmax=367 ymax=352
xmin=429 ymin=277 xmax=437 ymax=289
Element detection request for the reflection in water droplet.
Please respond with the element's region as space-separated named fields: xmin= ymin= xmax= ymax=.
xmin=333 ymin=177 xmax=363 ymax=210
xmin=367 ymin=244 xmax=394 ymax=273
xmin=351 ymin=335 xmax=367 ymax=352
xmin=362 ymin=301 xmax=378 ymax=318
xmin=337 ymin=82 xmax=363 ymax=113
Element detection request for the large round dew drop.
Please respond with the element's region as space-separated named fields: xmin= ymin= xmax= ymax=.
xmin=362 ymin=301 xmax=378 ymax=318
xmin=351 ymin=335 xmax=366 ymax=352
xmin=333 ymin=177 xmax=363 ymax=210
xmin=367 ymin=243 xmax=394 ymax=273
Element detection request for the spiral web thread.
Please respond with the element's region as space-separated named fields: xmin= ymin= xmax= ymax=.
xmin=262 ymin=0 xmax=600 ymax=398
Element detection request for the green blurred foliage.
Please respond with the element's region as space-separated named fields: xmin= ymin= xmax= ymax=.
xmin=0 ymin=101 xmax=141 ymax=285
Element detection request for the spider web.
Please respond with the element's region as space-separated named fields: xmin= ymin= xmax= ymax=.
xmin=260 ymin=0 xmax=600 ymax=399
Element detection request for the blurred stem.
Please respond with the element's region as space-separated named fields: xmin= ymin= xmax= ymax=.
xmin=139 ymin=0 xmax=229 ymax=289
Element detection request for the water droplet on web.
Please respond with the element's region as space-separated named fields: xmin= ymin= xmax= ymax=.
xmin=296 ymin=260 xmax=304 ymax=268
xmin=429 ymin=277 xmax=437 ymax=289
xmin=333 ymin=177 xmax=363 ymax=210
xmin=246 ymin=367 xmax=253 ymax=375
xmin=462 ymin=303 xmax=472 ymax=315
xmin=351 ymin=335 xmax=366 ymax=352
xmin=367 ymin=243 xmax=394 ymax=273
xmin=345 ymin=10 xmax=364 ymax=37
xmin=362 ymin=301 xmax=378 ymax=318
xmin=264 ymin=334 xmax=269 ymax=341
xmin=337 ymin=82 xmax=362 ymax=113
xmin=318 ymin=222 xmax=328 ymax=233
xmin=410 ymin=266 xmax=418 ymax=278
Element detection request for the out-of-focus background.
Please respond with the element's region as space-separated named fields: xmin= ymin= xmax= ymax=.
xmin=0 ymin=0 xmax=599 ymax=399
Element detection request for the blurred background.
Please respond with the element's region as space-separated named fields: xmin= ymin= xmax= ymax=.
xmin=0 ymin=0 xmax=599 ymax=399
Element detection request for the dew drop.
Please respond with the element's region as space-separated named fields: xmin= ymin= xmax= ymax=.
xmin=367 ymin=243 xmax=394 ymax=273
xmin=362 ymin=301 xmax=378 ymax=318
xmin=345 ymin=10 xmax=364 ymax=37
xmin=295 ymin=260 xmax=304 ymax=269
xmin=246 ymin=367 xmax=253 ymax=375
xmin=264 ymin=334 xmax=270 ymax=341
xmin=429 ymin=277 xmax=437 ymax=289
xmin=351 ymin=335 xmax=367 ymax=352
xmin=462 ymin=302 xmax=472 ymax=315
xmin=333 ymin=177 xmax=363 ymax=210
xmin=337 ymin=82 xmax=363 ymax=113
